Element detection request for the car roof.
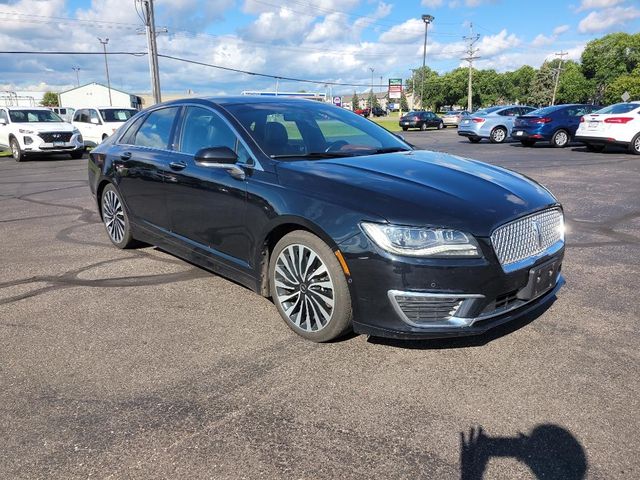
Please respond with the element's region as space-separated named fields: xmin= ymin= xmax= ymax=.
xmin=154 ymin=96 xmax=327 ymax=108
xmin=75 ymin=106 xmax=136 ymax=109
xmin=5 ymin=106 xmax=52 ymax=111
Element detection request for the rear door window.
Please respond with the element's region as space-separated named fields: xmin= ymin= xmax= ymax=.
xmin=134 ymin=107 xmax=180 ymax=150
xmin=179 ymin=106 xmax=237 ymax=155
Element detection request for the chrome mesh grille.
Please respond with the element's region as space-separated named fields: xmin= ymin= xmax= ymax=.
xmin=393 ymin=294 xmax=463 ymax=324
xmin=491 ymin=208 xmax=564 ymax=267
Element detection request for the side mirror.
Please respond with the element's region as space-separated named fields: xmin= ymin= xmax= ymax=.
xmin=90 ymin=117 xmax=100 ymax=125
xmin=194 ymin=146 xmax=244 ymax=180
xmin=195 ymin=146 xmax=238 ymax=165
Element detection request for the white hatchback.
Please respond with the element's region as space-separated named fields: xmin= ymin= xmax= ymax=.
xmin=575 ymin=101 xmax=640 ymax=154
xmin=72 ymin=107 xmax=138 ymax=146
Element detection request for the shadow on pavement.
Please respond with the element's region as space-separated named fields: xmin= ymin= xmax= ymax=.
xmin=459 ymin=424 xmax=587 ymax=480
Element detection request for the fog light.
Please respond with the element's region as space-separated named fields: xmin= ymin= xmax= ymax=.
xmin=24 ymin=136 xmax=33 ymax=145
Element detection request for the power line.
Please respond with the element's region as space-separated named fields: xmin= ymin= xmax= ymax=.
xmin=462 ymin=23 xmax=481 ymax=112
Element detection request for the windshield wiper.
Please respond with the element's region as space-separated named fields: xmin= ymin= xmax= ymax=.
xmin=270 ymin=152 xmax=356 ymax=159
xmin=368 ymin=146 xmax=413 ymax=154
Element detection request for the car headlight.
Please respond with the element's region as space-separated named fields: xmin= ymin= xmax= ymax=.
xmin=19 ymin=128 xmax=35 ymax=134
xmin=361 ymin=222 xmax=481 ymax=257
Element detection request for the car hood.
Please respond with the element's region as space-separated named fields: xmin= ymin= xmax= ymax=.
xmin=276 ymin=150 xmax=559 ymax=237
xmin=13 ymin=122 xmax=74 ymax=132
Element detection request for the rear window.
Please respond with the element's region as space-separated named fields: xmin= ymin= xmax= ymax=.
xmin=100 ymin=109 xmax=137 ymax=122
xmin=529 ymin=106 xmax=561 ymax=116
xmin=474 ymin=106 xmax=502 ymax=116
xmin=595 ymin=103 xmax=639 ymax=114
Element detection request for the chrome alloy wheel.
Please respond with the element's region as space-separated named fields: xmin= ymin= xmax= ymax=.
xmin=102 ymin=189 xmax=126 ymax=244
xmin=492 ymin=128 xmax=506 ymax=143
xmin=274 ymin=244 xmax=335 ymax=332
xmin=634 ymin=136 xmax=640 ymax=154
xmin=11 ymin=141 xmax=19 ymax=158
xmin=554 ymin=130 xmax=568 ymax=146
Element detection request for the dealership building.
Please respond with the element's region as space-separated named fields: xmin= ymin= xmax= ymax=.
xmin=59 ymin=83 xmax=143 ymax=110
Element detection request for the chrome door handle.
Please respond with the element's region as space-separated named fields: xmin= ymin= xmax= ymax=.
xmin=169 ymin=161 xmax=187 ymax=171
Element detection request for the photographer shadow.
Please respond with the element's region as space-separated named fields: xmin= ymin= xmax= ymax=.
xmin=460 ymin=424 xmax=587 ymax=480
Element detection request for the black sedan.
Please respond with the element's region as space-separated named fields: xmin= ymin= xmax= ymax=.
xmin=399 ymin=111 xmax=443 ymax=131
xmin=89 ymin=97 xmax=565 ymax=342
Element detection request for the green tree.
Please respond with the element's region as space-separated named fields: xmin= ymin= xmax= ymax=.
xmin=40 ymin=91 xmax=59 ymax=107
xmin=581 ymin=32 xmax=640 ymax=103
xmin=605 ymin=67 xmax=640 ymax=103
xmin=475 ymin=69 xmax=505 ymax=106
xmin=555 ymin=61 xmax=594 ymax=104
xmin=528 ymin=61 xmax=556 ymax=106
xmin=351 ymin=91 xmax=360 ymax=110
xmin=440 ymin=67 xmax=468 ymax=108
xmin=411 ymin=66 xmax=443 ymax=110
xmin=400 ymin=90 xmax=409 ymax=112
xmin=503 ymin=65 xmax=535 ymax=104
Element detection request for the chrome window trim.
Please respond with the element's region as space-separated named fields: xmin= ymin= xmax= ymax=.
xmin=114 ymin=106 xmax=181 ymax=153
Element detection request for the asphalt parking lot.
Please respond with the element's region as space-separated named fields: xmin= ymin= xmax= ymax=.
xmin=1 ymin=129 xmax=639 ymax=479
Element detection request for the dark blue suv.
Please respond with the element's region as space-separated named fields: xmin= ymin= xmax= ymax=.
xmin=512 ymin=104 xmax=599 ymax=148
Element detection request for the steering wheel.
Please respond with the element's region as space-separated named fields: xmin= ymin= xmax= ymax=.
xmin=324 ymin=140 xmax=349 ymax=153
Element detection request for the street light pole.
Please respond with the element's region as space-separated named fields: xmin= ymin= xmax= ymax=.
xmin=72 ymin=66 xmax=80 ymax=87
xmin=97 ymin=38 xmax=112 ymax=106
xmin=421 ymin=14 xmax=434 ymax=110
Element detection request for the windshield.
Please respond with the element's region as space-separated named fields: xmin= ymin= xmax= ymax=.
xmin=474 ymin=106 xmax=503 ymax=116
xmin=99 ymin=109 xmax=137 ymax=122
xmin=595 ymin=103 xmax=639 ymax=114
xmin=223 ymin=100 xmax=411 ymax=159
xmin=528 ymin=106 xmax=561 ymax=116
xmin=9 ymin=109 xmax=63 ymax=123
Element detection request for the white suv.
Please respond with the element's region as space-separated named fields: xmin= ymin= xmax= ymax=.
xmin=0 ymin=107 xmax=84 ymax=162
xmin=72 ymin=107 xmax=138 ymax=146
xmin=575 ymin=101 xmax=640 ymax=154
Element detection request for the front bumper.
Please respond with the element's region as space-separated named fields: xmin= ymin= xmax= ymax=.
xmin=22 ymin=134 xmax=84 ymax=154
xmin=339 ymin=233 xmax=565 ymax=340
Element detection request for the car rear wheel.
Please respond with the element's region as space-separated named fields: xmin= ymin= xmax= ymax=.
xmin=437 ymin=121 xmax=443 ymax=130
xmin=520 ymin=139 xmax=536 ymax=147
xmin=489 ymin=127 xmax=507 ymax=144
xmin=585 ymin=143 xmax=605 ymax=153
xmin=269 ymin=231 xmax=352 ymax=342
xmin=629 ymin=134 xmax=640 ymax=155
xmin=101 ymin=184 xmax=136 ymax=249
xmin=10 ymin=138 xmax=24 ymax=162
xmin=551 ymin=129 xmax=569 ymax=148
xmin=420 ymin=123 xmax=427 ymax=131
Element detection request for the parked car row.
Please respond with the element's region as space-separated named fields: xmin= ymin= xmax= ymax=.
xmin=456 ymin=102 xmax=640 ymax=154
xmin=0 ymin=105 xmax=138 ymax=161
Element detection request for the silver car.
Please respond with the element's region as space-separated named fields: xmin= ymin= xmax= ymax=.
xmin=458 ymin=105 xmax=536 ymax=143
xmin=441 ymin=110 xmax=470 ymax=127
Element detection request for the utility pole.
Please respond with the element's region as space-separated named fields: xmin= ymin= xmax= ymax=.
xmin=551 ymin=50 xmax=568 ymax=106
xmin=140 ymin=0 xmax=162 ymax=104
xmin=462 ymin=23 xmax=480 ymax=112
xmin=369 ymin=67 xmax=374 ymax=109
xmin=97 ymin=38 xmax=112 ymax=106
xmin=72 ymin=66 xmax=80 ymax=87
xmin=420 ymin=14 xmax=434 ymax=110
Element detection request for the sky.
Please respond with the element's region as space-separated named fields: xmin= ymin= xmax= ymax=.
xmin=0 ymin=0 xmax=639 ymax=97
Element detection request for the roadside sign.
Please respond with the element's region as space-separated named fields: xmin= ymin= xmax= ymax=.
xmin=621 ymin=91 xmax=630 ymax=102
xmin=332 ymin=96 xmax=342 ymax=107
xmin=388 ymin=78 xmax=402 ymax=99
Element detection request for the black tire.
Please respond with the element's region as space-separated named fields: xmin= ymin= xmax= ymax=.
xmin=70 ymin=150 xmax=84 ymax=159
xmin=101 ymin=184 xmax=136 ymax=249
xmin=520 ymin=139 xmax=536 ymax=147
xmin=437 ymin=121 xmax=443 ymax=130
xmin=443 ymin=124 xmax=448 ymax=129
xmin=551 ymin=129 xmax=570 ymax=148
xmin=269 ymin=230 xmax=353 ymax=342
xmin=402 ymin=127 xmax=408 ymax=131
xmin=629 ymin=133 xmax=640 ymax=155
xmin=420 ymin=122 xmax=427 ymax=131
xmin=489 ymin=127 xmax=507 ymax=144
xmin=10 ymin=138 xmax=24 ymax=162
xmin=585 ymin=143 xmax=605 ymax=153
xmin=468 ymin=137 xmax=481 ymax=143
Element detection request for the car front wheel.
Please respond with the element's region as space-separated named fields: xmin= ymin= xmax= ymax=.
xmin=551 ymin=129 xmax=569 ymax=148
xmin=420 ymin=123 xmax=427 ymax=131
xmin=630 ymin=134 xmax=640 ymax=155
xmin=269 ymin=231 xmax=352 ymax=342
xmin=489 ymin=127 xmax=507 ymax=143
xmin=10 ymin=138 xmax=24 ymax=162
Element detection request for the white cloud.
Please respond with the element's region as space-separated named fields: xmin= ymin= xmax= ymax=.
xmin=532 ymin=34 xmax=553 ymax=47
xmin=243 ymin=7 xmax=314 ymax=42
xmin=553 ymin=24 xmax=570 ymax=35
xmin=379 ymin=18 xmax=424 ymax=44
xmin=578 ymin=6 xmax=640 ymax=33
xmin=478 ymin=29 xmax=521 ymax=56
xmin=576 ymin=0 xmax=624 ymax=12
xmin=421 ymin=0 xmax=444 ymax=7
